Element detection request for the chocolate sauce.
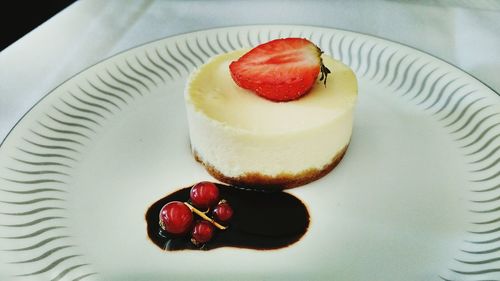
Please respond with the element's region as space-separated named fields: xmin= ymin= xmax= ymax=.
xmin=145 ymin=183 xmax=309 ymax=251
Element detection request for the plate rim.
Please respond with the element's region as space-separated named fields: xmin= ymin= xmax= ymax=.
xmin=1 ymin=24 xmax=498 ymax=149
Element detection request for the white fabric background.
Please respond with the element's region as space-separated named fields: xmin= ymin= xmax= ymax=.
xmin=1 ymin=0 xmax=499 ymax=140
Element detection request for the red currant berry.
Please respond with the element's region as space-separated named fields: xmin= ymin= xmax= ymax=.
xmin=189 ymin=181 xmax=219 ymax=209
xmin=159 ymin=201 xmax=193 ymax=235
xmin=213 ymin=201 xmax=233 ymax=223
xmin=191 ymin=220 xmax=214 ymax=245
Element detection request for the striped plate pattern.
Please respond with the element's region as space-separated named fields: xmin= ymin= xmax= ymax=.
xmin=0 ymin=26 xmax=499 ymax=280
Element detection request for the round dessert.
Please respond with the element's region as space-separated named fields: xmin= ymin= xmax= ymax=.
xmin=184 ymin=39 xmax=357 ymax=189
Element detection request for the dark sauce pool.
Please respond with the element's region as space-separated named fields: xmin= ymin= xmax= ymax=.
xmin=145 ymin=183 xmax=309 ymax=251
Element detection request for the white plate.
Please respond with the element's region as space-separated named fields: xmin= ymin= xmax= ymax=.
xmin=0 ymin=25 xmax=499 ymax=281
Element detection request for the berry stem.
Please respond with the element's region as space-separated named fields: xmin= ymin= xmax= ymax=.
xmin=183 ymin=202 xmax=227 ymax=230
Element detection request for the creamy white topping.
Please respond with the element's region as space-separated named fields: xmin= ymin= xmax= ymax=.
xmin=186 ymin=50 xmax=357 ymax=134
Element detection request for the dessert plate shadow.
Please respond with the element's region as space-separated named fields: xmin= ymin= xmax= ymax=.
xmin=0 ymin=25 xmax=499 ymax=281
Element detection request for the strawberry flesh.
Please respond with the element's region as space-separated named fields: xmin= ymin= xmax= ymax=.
xmin=229 ymin=38 xmax=326 ymax=102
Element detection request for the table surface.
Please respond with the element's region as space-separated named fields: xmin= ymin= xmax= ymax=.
xmin=1 ymin=0 xmax=499 ymax=141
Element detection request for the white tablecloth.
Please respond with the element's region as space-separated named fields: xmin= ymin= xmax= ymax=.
xmin=1 ymin=0 xmax=499 ymax=140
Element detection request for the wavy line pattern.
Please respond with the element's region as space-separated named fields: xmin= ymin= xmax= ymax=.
xmin=320 ymin=29 xmax=500 ymax=280
xmin=326 ymin=30 xmax=499 ymax=280
xmin=0 ymin=26 xmax=499 ymax=281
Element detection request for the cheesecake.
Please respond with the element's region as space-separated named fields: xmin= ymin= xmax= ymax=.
xmin=184 ymin=47 xmax=357 ymax=189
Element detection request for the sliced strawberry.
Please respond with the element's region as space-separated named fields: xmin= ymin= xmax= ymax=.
xmin=229 ymin=38 xmax=330 ymax=102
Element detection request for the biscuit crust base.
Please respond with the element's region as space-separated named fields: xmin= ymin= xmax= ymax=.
xmin=193 ymin=144 xmax=349 ymax=190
